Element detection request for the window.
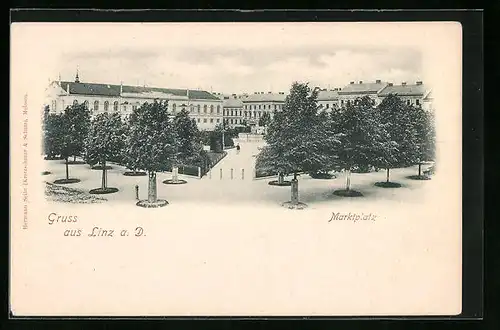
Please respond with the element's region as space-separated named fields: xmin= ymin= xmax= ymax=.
xmin=113 ymin=101 xmax=119 ymax=111
xmin=407 ymin=100 xmax=411 ymax=105
xmin=197 ymin=105 xmax=201 ymax=113
xmin=104 ymin=101 xmax=109 ymax=112
xmin=132 ymin=105 xmax=137 ymax=111
xmin=274 ymin=104 xmax=277 ymax=110
xmin=416 ymin=99 xmax=420 ymax=106
xmin=73 ymin=100 xmax=78 ymax=106
xmin=204 ymin=105 xmax=207 ymax=114
xmin=244 ymin=111 xmax=247 ymax=117
xmin=210 ymin=118 xmax=214 ymax=123
xmin=172 ymin=103 xmax=177 ymax=112
xmin=253 ymin=111 xmax=256 ymax=117
xmin=217 ymin=105 xmax=220 ymax=114
xmin=326 ymin=104 xmax=329 ymax=108
xmin=51 ymin=100 xmax=57 ymax=112
xmin=230 ymin=110 xmax=233 ymax=116
xmin=203 ymin=118 xmax=207 ymax=123
xmin=84 ymin=100 xmax=89 ymax=109
xmin=94 ymin=100 xmax=99 ymax=112
xmin=197 ymin=118 xmax=200 ymax=123
xmin=216 ymin=119 xmax=220 ymax=123
xmin=210 ymin=105 xmax=214 ymax=113
xmin=230 ymin=119 xmax=233 ymax=124
xmin=123 ymin=105 xmax=127 ymax=112
xmin=190 ymin=105 xmax=194 ymax=113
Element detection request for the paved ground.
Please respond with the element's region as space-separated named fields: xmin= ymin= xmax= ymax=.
xmin=42 ymin=142 xmax=434 ymax=209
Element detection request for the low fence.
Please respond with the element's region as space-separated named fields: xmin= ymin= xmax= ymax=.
xmin=200 ymin=151 xmax=227 ymax=177
xmin=205 ymin=167 xmax=250 ymax=180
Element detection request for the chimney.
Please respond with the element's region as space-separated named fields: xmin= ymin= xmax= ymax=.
xmin=268 ymin=91 xmax=271 ymax=94
xmin=416 ymin=81 xmax=423 ymax=85
xmin=359 ymin=81 xmax=363 ymax=84
xmin=376 ymin=79 xmax=381 ymax=83
xmin=388 ymin=83 xmax=393 ymax=86
xmin=401 ymin=82 xmax=407 ymax=86
xmin=350 ymin=81 xmax=354 ymax=84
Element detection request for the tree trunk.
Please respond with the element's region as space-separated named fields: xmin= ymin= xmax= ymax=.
xmin=278 ymin=172 xmax=284 ymax=184
xmin=148 ymin=171 xmax=157 ymax=203
xmin=101 ymin=160 xmax=107 ymax=189
xmin=291 ymin=176 xmax=299 ymax=205
xmin=172 ymin=166 xmax=179 ymax=182
xmin=386 ymin=168 xmax=390 ymax=183
xmin=418 ymin=163 xmax=422 ymax=177
xmin=345 ymin=168 xmax=351 ymax=191
xmin=65 ymin=157 xmax=69 ymax=180
xmin=73 ymin=155 xmax=76 ymax=162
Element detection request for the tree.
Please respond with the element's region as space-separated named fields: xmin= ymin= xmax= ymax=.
xmin=410 ymin=106 xmax=436 ymax=177
xmin=262 ymin=82 xmax=335 ymax=207
xmin=52 ymin=103 xmax=91 ymax=183
xmin=213 ymin=122 xmax=234 ymax=150
xmin=43 ymin=112 xmax=64 ymax=160
xmin=258 ymin=111 xmax=271 ymax=127
xmin=334 ymin=96 xmax=389 ymax=195
xmin=373 ymin=94 xmax=416 ymax=186
xmin=171 ymin=108 xmax=201 ymax=182
xmin=126 ymin=100 xmax=179 ymax=206
xmin=84 ymin=112 xmax=125 ymax=193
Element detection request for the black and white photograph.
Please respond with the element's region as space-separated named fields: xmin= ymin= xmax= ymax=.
xmin=10 ymin=21 xmax=465 ymax=317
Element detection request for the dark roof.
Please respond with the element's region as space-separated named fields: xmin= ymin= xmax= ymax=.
xmin=58 ymin=81 xmax=219 ymax=100
xmin=378 ymin=84 xmax=428 ymax=97
xmin=338 ymin=82 xmax=388 ymax=94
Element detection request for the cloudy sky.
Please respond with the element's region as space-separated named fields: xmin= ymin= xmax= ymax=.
xmin=12 ymin=22 xmax=455 ymax=94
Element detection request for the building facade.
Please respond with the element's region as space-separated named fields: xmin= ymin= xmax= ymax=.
xmin=44 ymin=75 xmax=223 ymax=131
xmin=241 ymin=92 xmax=286 ymax=126
xmin=317 ymin=89 xmax=341 ymax=111
xmin=337 ymin=80 xmax=389 ymax=106
xmin=377 ymin=81 xmax=432 ymax=111
xmin=222 ymin=97 xmax=244 ymax=128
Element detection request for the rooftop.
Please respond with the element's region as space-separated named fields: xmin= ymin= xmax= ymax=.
xmin=338 ymin=80 xmax=388 ymax=94
xmin=241 ymin=93 xmax=287 ymax=103
xmin=57 ymin=81 xmax=220 ymax=101
xmin=378 ymin=82 xmax=428 ymax=97
xmin=223 ymin=98 xmax=244 ymax=108
xmin=317 ymin=90 xmax=339 ymax=101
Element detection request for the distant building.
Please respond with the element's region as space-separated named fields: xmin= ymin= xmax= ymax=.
xmin=338 ymin=80 xmax=389 ymax=106
xmin=222 ymin=96 xmax=244 ymax=128
xmin=44 ymin=73 xmax=223 ymax=131
xmin=241 ymin=92 xmax=286 ymax=126
xmin=377 ymin=81 xmax=432 ymax=110
xmin=317 ymin=89 xmax=341 ymax=111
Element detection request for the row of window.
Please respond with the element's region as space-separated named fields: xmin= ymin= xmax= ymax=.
xmin=196 ymin=118 xmax=220 ymax=124
xmin=173 ymin=103 xmax=221 ymax=114
xmin=220 ymin=109 xmax=273 ymax=118
xmin=243 ymin=104 xmax=283 ymax=110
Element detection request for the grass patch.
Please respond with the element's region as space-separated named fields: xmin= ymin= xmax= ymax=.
xmin=310 ymin=171 xmax=336 ymax=179
xmin=268 ymin=180 xmax=292 ymax=186
xmin=123 ymin=171 xmax=147 ymax=176
xmin=45 ymin=182 xmax=106 ymax=204
xmin=66 ymin=160 xmax=87 ymax=165
xmin=53 ymin=178 xmax=81 ymax=184
xmin=136 ymin=199 xmax=169 ymax=208
xmin=89 ymin=187 xmax=119 ymax=194
xmin=333 ymin=189 xmax=364 ymax=197
xmin=407 ymin=175 xmax=431 ymax=181
xmin=162 ymin=179 xmax=188 ymax=185
xmin=374 ymin=181 xmax=402 ymax=188
xmin=91 ymin=165 xmax=113 ymax=170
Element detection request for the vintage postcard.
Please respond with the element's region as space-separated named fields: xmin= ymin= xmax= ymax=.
xmin=10 ymin=21 xmax=462 ymax=316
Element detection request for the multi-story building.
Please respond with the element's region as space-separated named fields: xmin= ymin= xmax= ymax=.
xmin=317 ymin=88 xmax=341 ymax=112
xmin=377 ymin=81 xmax=432 ymax=111
xmin=44 ymin=73 xmax=223 ymax=131
xmin=338 ymin=80 xmax=389 ymax=106
xmin=222 ymin=96 xmax=244 ymax=128
xmin=241 ymin=92 xmax=286 ymax=126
